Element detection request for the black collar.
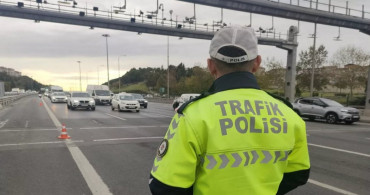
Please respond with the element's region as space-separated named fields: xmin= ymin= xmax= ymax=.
xmin=208 ymin=71 xmax=260 ymax=93
xmin=177 ymin=71 xmax=261 ymax=114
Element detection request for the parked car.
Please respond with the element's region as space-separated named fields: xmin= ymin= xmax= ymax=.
xmin=50 ymin=92 xmax=68 ymax=103
xmin=67 ymin=92 xmax=95 ymax=111
xmin=172 ymin=93 xmax=200 ymax=110
xmin=292 ymin=97 xmax=360 ymax=124
xmin=131 ymin=93 xmax=148 ymax=108
xmin=111 ymin=93 xmax=140 ymax=112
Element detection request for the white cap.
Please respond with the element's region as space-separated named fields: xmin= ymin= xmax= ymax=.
xmin=209 ymin=25 xmax=258 ymax=63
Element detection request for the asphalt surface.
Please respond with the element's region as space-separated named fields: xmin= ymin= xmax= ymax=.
xmin=0 ymin=95 xmax=369 ymax=195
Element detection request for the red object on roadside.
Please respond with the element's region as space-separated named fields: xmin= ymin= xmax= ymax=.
xmin=58 ymin=124 xmax=71 ymax=139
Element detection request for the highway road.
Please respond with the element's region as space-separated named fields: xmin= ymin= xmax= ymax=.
xmin=0 ymin=95 xmax=369 ymax=195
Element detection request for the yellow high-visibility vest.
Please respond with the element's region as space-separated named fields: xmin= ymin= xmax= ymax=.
xmin=151 ymin=88 xmax=310 ymax=195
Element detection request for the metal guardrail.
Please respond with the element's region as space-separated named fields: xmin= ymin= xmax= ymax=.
xmin=147 ymin=97 xmax=174 ymax=105
xmin=0 ymin=93 xmax=32 ymax=109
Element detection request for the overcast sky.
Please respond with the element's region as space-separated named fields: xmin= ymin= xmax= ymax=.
xmin=0 ymin=0 xmax=369 ymax=91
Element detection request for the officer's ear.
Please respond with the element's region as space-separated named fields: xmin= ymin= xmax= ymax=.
xmin=251 ymin=55 xmax=262 ymax=73
xmin=207 ymin=58 xmax=217 ymax=78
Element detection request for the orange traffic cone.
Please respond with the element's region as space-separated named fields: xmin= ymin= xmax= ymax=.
xmin=58 ymin=124 xmax=71 ymax=139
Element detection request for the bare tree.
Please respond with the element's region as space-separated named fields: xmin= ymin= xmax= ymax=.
xmin=297 ymin=45 xmax=329 ymax=92
xmin=331 ymin=46 xmax=370 ymax=96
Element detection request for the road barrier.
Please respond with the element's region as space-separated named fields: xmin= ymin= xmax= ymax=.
xmin=0 ymin=93 xmax=34 ymax=110
xmin=147 ymin=97 xmax=174 ymax=104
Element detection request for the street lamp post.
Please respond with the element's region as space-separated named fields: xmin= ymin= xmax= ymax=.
xmin=102 ymin=34 xmax=110 ymax=88
xmin=77 ymin=61 xmax=82 ymax=91
xmin=167 ymin=36 xmax=170 ymax=99
xmin=309 ymin=23 xmax=317 ymax=97
xmin=118 ymin=55 xmax=126 ymax=93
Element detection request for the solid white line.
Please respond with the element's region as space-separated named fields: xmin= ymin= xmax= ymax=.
xmin=308 ymin=143 xmax=370 ymax=158
xmin=66 ymin=140 xmax=112 ymax=195
xmin=308 ymin=179 xmax=358 ymax=195
xmin=0 ymin=128 xmax=59 ymax=132
xmin=105 ymin=113 xmax=126 ymax=121
xmin=42 ymin=98 xmax=112 ymax=195
xmin=0 ymin=140 xmax=83 ymax=147
xmin=80 ymin=125 xmax=168 ymax=130
xmin=94 ymin=136 xmax=163 ymax=142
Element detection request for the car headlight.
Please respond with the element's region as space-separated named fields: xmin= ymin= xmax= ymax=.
xmin=144 ymin=100 xmax=148 ymax=103
xmin=73 ymin=100 xmax=79 ymax=103
xmin=89 ymin=100 xmax=94 ymax=104
xmin=341 ymin=109 xmax=349 ymax=113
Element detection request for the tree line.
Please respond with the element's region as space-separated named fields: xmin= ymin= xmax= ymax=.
xmin=106 ymin=45 xmax=369 ymax=98
xmin=0 ymin=72 xmax=45 ymax=91
xmin=107 ymin=63 xmax=214 ymax=96
xmin=256 ymin=45 xmax=370 ymax=97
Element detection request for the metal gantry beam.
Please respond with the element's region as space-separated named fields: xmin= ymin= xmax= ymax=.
xmin=0 ymin=4 xmax=294 ymax=47
xmin=178 ymin=0 xmax=370 ymax=35
xmin=0 ymin=3 xmax=298 ymax=101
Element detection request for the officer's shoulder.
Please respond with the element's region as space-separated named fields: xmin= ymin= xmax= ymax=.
xmin=176 ymin=92 xmax=210 ymax=114
xmin=264 ymin=91 xmax=293 ymax=110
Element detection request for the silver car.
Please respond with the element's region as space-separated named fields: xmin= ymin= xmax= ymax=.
xmin=67 ymin=92 xmax=95 ymax=111
xmin=50 ymin=92 xmax=68 ymax=103
xmin=292 ymin=97 xmax=360 ymax=124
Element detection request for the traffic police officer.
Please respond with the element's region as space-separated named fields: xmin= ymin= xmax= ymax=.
xmin=149 ymin=25 xmax=310 ymax=195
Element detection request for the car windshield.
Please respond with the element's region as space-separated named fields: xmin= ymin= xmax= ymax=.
xmin=54 ymin=92 xmax=65 ymax=96
xmin=72 ymin=93 xmax=90 ymax=97
xmin=95 ymin=90 xmax=110 ymax=96
xmin=132 ymin=94 xmax=143 ymax=99
xmin=321 ymin=98 xmax=343 ymax=107
xmin=120 ymin=95 xmax=134 ymax=100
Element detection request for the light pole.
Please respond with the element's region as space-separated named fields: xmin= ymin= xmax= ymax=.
xmin=309 ymin=23 xmax=317 ymax=97
xmin=97 ymin=65 xmax=104 ymax=85
xmin=102 ymin=34 xmax=110 ymax=88
xmin=167 ymin=36 xmax=170 ymax=99
xmin=77 ymin=61 xmax=82 ymax=91
xmin=118 ymin=55 xmax=126 ymax=93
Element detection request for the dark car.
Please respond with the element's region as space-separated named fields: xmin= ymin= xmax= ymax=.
xmin=132 ymin=93 xmax=148 ymax=108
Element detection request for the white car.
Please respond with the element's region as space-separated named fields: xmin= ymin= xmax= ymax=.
xmin=111 ymin=93 xmax=140 ymax=112
xmin=67 ymin=92 xmax=95 ymax=111
xmin=50 ymin=92 xmax=68 ymax=103
xmin=172 ymin=93 xmax=200 ymax=110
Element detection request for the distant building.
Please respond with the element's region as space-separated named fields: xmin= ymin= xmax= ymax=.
xmin=0 ymin=66 xmax=22 ymax=77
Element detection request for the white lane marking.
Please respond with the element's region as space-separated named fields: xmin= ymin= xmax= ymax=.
xmin=307 ymin=128 xmax=370 ymax=133
xmin=25 ymin=121 xmax=29 ymax=128
xmin=0 ymin=119 xmax=9 ymax=129
xmin=42 ymin=98 xmax=112 ymax=195
xmin=308 ymin=143 xmax=370 ymax=158
xmin=94 ymin=136 xmax=163 ymax=142
xmin=105 ymin=113 xmax=126 ymax=121
xmin=308 ymin=179 xmax=357 ymax=195
xmin=0 ymin=128 xmax=59 ymax=132
xmin=80 ymin=125 xmax=168 ymax=130
xmin=0 ymin=140 xmax=83 ymax=147
xmin=140 ymin=112 xmax=173 ymax=118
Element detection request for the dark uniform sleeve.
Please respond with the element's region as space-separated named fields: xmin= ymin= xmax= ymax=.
xmin=276 ymin=119 xmax=310 ymax=195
